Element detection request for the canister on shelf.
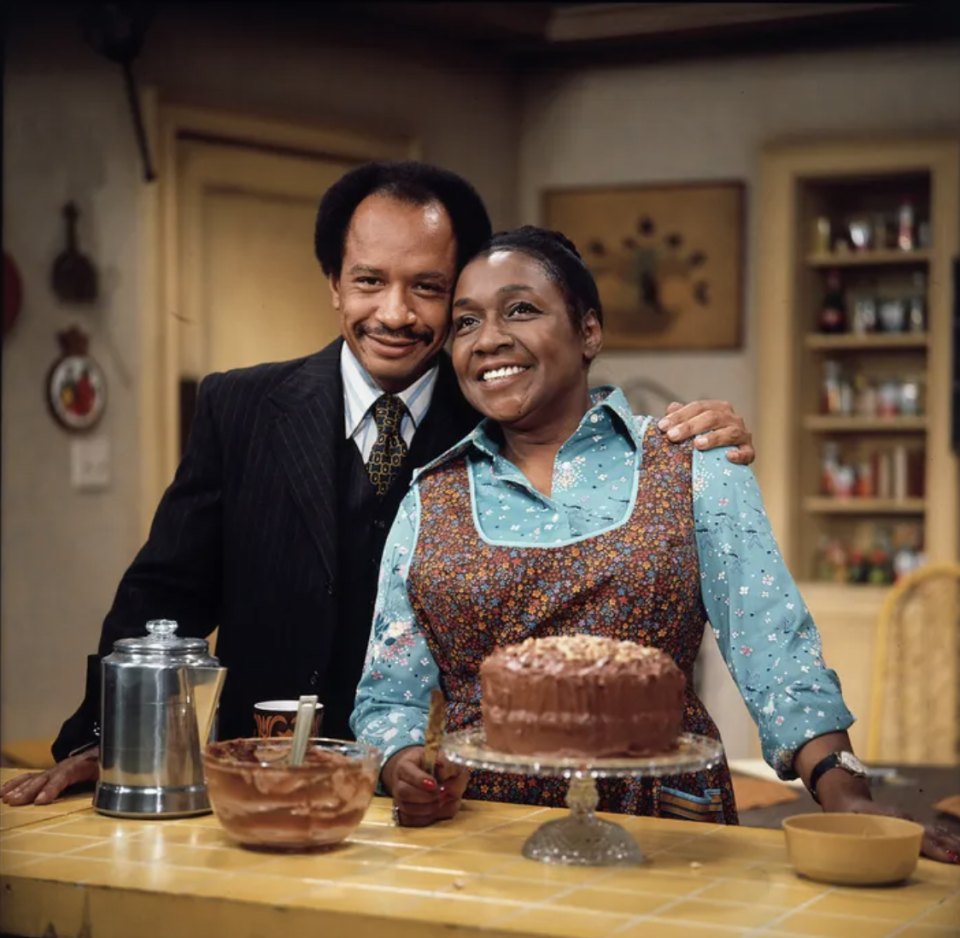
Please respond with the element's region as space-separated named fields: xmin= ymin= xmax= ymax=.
xmin=878 ymin=297 xmax=906 ymax=333
xmin=834 ymin=465 xmax=856 ymax=498
xmin=813 ymin=216 xmax=831 ymax=254
xmin=899 ymin=378 xmax=921 ymax=416
xmin=849 ymin=217 xmax=873 ymax=251
xmin=877 ymin=380 xmax=901 ymax=417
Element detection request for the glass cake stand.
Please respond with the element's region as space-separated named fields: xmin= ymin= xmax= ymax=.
xmin=441 ymin=728 xmax=724 ymax=867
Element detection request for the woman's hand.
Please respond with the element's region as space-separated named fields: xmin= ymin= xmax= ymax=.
xmin=0 ymin=748 xmax=100 ymax=806
xmin=381 ymin=746 xmax=470 ymax=827
xmin=795 ymin=733 xmax=959 ymax=864
xmin=658 ymin=400 xmax=755 ymax=465
xmin=822 ymin=791 xmax=960 ymax=864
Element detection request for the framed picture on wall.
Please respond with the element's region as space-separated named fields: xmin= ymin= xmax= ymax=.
xmin=542 ymin=181 xmax=746 ymax=351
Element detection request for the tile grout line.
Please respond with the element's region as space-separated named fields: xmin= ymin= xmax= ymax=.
xmin=602 ymin=858 xmax=820 ymax=938
xmin=479 ymin=841 xmax=787 ymax=936
xmin=738 ymin=883 xmax=840 ymax=938
xmin=881 ymin=889 xmax=959 ymax=938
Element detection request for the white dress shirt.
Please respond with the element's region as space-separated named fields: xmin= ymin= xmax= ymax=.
xmin=341 ymin=341 xmax=439 ymax=463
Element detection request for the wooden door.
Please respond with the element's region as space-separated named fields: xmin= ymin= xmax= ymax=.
xmin=140 ymin=99 xmax=417 ymax=528
xmin=175 ymin=141 xmax=355 ymax=448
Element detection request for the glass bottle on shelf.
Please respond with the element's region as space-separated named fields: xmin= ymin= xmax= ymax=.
xmin=820 ymin=442 xmax=841 ymax=496
xmin=818 ymin=270 xmax=847 ymax=334
xmin=907 ymin=272 xmax=926 ymax=333
xmin=854 ymin=374 xmax=877 ymax=417
xmin=813 ymin=216 xmax=831 ymax=254
xmin=897 ymin=199 xmax=915 ymax=251
xmin=822 ymin=361 xmax=842 ymax=414
xmin=851 ymin=291 xmax=878 ymax=334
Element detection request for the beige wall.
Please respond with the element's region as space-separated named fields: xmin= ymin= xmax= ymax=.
xmin=1 ymin=12 xmax=519 ymax=744
xmin=517 ymin=41 xmax=960 ymax=758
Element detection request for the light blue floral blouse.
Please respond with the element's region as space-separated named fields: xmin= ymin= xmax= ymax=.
xmin=350 ymin=387 xmax=855 ymax=780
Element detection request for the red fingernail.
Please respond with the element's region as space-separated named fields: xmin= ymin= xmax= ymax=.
xmin=947 ymin=850 xmax=960 ymax=865
xmin=422 ymin=778 xmax=437 ymax=792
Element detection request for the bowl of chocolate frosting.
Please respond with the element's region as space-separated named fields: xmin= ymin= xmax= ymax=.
xmin=203 ymin=737 xmax=381 ymax=850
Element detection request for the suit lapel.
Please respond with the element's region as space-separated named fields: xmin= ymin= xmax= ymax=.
xmin=268 ymin=339 xmax=344 ymax=588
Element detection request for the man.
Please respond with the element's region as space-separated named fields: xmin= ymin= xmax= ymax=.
xmin=2 ymin=161 xmax=754 ymax=806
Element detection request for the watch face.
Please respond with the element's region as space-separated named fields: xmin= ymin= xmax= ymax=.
xmin=838 ymin=751 xmax=866 ymax=775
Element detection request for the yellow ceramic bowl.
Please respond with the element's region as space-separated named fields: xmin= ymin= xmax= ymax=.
xmin=783 ymin=813 xmax=924 ymax=886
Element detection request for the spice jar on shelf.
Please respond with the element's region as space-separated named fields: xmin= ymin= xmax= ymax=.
xmin=877 ymin=380 xmax=901 ymax=418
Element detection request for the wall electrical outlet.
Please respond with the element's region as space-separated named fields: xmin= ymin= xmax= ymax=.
xmin=71 ymin=437 xmax=111 ymax=491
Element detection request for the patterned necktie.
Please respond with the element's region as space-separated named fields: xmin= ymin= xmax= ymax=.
xmin=366 ymin=394 xmax=409 ymax=496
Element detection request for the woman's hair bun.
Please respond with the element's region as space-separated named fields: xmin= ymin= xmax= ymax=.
xmin=545 ymin=229 xmax=584 ymax=262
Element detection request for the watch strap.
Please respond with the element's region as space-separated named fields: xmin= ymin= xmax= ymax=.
xmin=808 ymin=751 xmax=864 ymax=803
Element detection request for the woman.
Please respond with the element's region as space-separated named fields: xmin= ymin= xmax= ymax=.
xmin=351 ymin=227 xmax=960 ymax=862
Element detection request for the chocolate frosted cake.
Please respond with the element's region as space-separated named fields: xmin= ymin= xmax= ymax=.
xmin=480 ymin=635 xmax=686 ymax=758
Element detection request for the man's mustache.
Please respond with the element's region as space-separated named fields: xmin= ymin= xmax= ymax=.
xmin=359 ymin=324 xmax=435 ymax=343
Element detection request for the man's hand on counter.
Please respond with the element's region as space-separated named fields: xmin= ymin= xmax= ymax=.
xmin=0 ymin=747 xmax=100 ymax=806
xmin=381 ymin=746 xmax=470 ymax=827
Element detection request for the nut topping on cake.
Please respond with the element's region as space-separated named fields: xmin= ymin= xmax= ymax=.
xmin=480 ymin=634 xmax=686 ymax=759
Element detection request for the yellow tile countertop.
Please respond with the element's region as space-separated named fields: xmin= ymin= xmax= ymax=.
xmin=0 ymin=769 xmax=957 ymax=938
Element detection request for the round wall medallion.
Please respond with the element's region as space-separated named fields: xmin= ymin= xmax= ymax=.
xmin=46 ymin=326 xmax=107 ymax=432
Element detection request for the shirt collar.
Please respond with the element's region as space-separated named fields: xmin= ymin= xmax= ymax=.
xmin=340 ymin=341 xmax=439 ymax=439
xmin=413 ymin=385 xmax=640 ymax=482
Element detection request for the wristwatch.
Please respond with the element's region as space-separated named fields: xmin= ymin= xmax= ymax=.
xmin=809 ymin=750 xmax=867 ymax=803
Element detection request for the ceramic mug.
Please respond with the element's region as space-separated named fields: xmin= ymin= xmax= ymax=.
xmin=253 ymin=700 xmax=324 ymax=739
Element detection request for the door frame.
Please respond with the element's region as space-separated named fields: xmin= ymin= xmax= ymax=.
xmin=138 ymin=89 xmax=420 ymax=535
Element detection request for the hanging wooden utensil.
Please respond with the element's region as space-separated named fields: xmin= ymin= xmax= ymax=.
xmin=51 ymin=202 xmax=99 ymax=305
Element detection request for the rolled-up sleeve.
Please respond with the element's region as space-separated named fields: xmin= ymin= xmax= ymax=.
xmin=350 ymin=486 xmax=440 ymax=763
xmin=692 ymin=448 xmax=855 ymax=779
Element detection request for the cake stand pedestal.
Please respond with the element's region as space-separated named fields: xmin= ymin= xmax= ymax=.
xmin=441 ymin=729 xmax=724 ymax=867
